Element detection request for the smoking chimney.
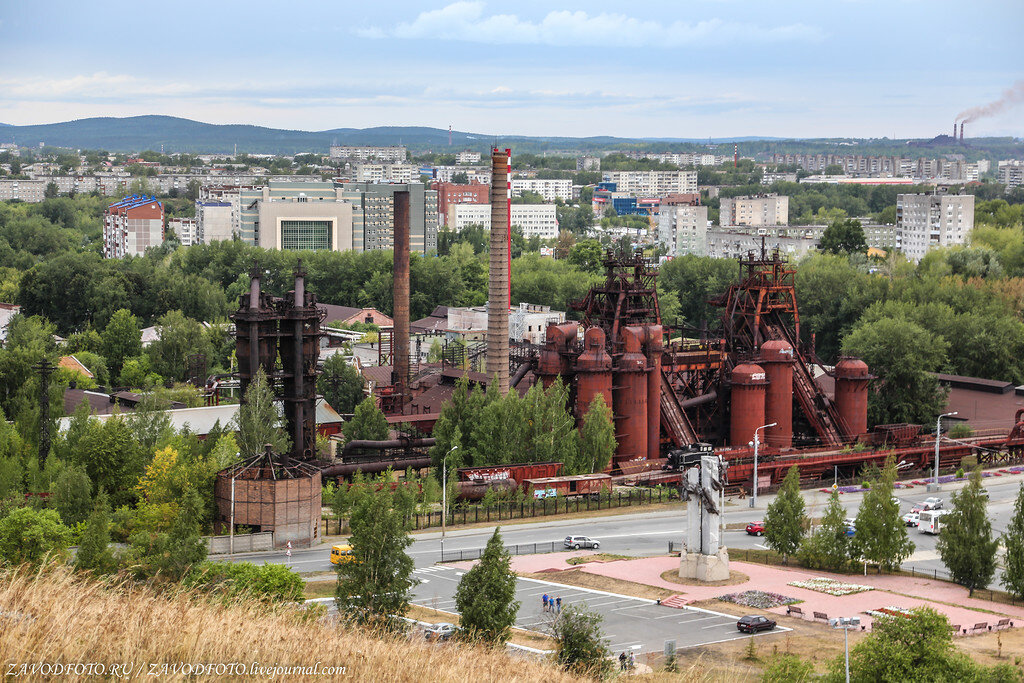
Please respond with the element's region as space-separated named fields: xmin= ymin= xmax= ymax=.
xmin=960 ymin=122 xmax=965 ymax=142
xmin=392 ymin=190 xmax=410 ymax=392
xmin=487 ymin=149 xmax=511 ymax=394
xmin=953 ymin=122 xmax=957 ymax=138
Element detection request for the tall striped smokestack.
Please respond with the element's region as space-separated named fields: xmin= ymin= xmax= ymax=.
xmin=392 ymin=190 xmax=410 ymax=392
xmin=487 ymin=149 xmax=511 ymax=394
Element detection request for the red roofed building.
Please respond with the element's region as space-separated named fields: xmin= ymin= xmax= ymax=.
xmin=103 ymin=194 xmax=164 ymax=258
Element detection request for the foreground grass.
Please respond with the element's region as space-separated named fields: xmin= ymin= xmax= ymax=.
xmin=0 ymin=567 xmax=579 ymax=682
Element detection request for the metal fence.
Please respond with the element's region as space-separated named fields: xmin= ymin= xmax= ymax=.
xmin=440 ymin=540 xmax=564 ymax=563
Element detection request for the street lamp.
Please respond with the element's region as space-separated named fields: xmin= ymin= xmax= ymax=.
xmin=932 ymin=412 xmax=958 ymax=492
xmin=829 ymin=616 xmax=860 ymax=683
xmin=441 ymin=445 xmax=458 ymax=561
xmin=749 ymin=422 xmax=777 ymax=508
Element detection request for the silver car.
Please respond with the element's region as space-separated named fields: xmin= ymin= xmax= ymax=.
xmin=564 ymin=535 xmax=600 ymax=550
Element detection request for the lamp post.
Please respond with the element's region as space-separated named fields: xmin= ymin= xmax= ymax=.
xmin=749 ymin=422 xmax=777 ymax=508
xmin=441 ymin=445 xmax=458 ymax=561
xmin=829 ymin=617 xmax=861 ymax=683
xmin=932 ymin=412 xmax=958 ymax=492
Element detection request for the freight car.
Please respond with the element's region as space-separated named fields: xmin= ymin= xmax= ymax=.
xmin=522 ymin=473 xmax=613 ymax=498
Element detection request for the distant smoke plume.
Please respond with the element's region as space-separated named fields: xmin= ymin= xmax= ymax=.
xmin=957 ymin=80 xmax=1024 ymax=123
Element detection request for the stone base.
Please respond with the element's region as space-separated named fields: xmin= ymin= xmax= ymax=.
xmin=679 ymin=547 xmax=731 ymax=582
xmin=926 ymin=483 xmax=942 ymax=493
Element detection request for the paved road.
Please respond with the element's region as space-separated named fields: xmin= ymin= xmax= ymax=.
xmin=409 ymin=564 xmax=786 ymax=653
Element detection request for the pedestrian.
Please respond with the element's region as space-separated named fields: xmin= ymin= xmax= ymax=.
xmin=555 ymin=596 xmax=562 ymax=613
xmin=542 ymin=594 xmax=549 ymax=612
xmin=618 ymin=652 xmax=627 ymax=671
xmin=628 ymin=650 xmax=635 ymax=670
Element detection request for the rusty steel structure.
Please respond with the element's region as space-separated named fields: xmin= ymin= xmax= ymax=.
xmin=231 ymin=262 xmax=323 ymax=465
xmin=392 ymin=190 xmax=411 ymax=395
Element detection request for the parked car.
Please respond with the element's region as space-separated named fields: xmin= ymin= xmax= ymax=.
xmin=979 ymin=488 xmax=990 ymax=499
xmin=902 ymin=512 xmax=920 ymax=527
xmin=911 ymin=497 xmax=943 ymax=513
xmin=746 ymin=521 xmax=765 ymax=536
xmin=424 ymin=622 xmax=458 ymax=642
xmin=737 ymin=615 xmax=777 ymax=633
xmin=330 ymin=544 xmax=356 ymax=565
xmin=564 ymin=535 xmax=600 ymax=550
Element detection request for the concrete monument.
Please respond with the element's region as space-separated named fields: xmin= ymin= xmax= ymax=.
xmin=679 ymin=455 xmax=730 ymax=581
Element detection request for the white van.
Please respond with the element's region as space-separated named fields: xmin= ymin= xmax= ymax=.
xmin=918 ymin=509 xmax=948 ymax=534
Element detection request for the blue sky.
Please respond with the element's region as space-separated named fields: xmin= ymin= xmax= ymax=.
xmin=0 ymin=1 xmax=1021 ymax=139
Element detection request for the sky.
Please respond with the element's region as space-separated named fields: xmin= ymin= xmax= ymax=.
xmin=0 ymin=0 xmax=1021 ymax=139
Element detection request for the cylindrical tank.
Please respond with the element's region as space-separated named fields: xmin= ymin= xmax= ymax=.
xmin=835 ymin=357 xmax=871 ymax=439
xmin=645 ymin=325 xmax=663 ymax=460
xmin=537 ymin=323 xmax=577 ymax=389
xmin=760 ymin=340 xmax=794 ymax=449
xmin=730 ymin=363 xmax=768 ymax=448
xmin=575 ymin=327 xmax=613 ymax=421
xmin=612 ymin=326 xmax=647 ymax=469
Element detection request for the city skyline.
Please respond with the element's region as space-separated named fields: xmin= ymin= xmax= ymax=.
xmin=1 ymin=1 xmax=1021 ymax=139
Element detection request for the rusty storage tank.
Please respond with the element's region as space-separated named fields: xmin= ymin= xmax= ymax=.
xmin=537 ymin=323 xmax=577 ymax=389
xmin=730 ymin=362 xmax=768 ymax=448
xmin=612 ymin=326 xmax=647 ymax=468
xmin=760 ymin=340 xmax=794 ymax=449
xmin=574 ymin=327 xmax=612 ymax=421
xmin=644 ymin=325 xmax=663 ymax=460
xmin=835 ymin=357 xmax=871 ymax=439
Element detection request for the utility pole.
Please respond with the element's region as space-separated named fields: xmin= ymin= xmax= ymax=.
xmin=33 ymin=358 xmax=56 ymax=468
xmin=932 ymin=412 xmax=958 ymax=492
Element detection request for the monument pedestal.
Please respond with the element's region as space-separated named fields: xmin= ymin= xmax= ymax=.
xmin=679 ymin=546 xmax=730 ymax=582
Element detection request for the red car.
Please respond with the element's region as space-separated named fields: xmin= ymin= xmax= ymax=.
xmin=746 ymin=521 xmax=765 ymax=536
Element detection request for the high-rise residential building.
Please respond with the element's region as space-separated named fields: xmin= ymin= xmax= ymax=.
xmin=719 ymin=194 xmax=789 ymax=226
xmin=447 ymin=203 xmax=558 ymax=239
xmin=602 ymin=170 xmax=697 ymax=196
xmin=998 ymin=161 xmax=1024 ymax=188
xmin=431 ymin=165 xmax=491 ymax=184
xmin=168 ymin=217 xmax=198 ymax=246
xmin=337 ymin=182 xmax=438 ymax=253
xmin=432 ymin=182 xmax=490 ymax=226
xmin=103 ymin=195 xmax=164 ymax=258
xmin=511 ymin=178 xmax=572 ymax=202
xmin=658 ymin=200 xmax=709 ymax=257
xmin=455 ymin=150 xmax=482 ymax=164
xmin=353 ymin=163 xmax=420 ymax=184
xmin=195 ymin=200 xmax=234 ymax=243
xmin=328 ymin=145 xmax=406 ymax=162
xmin=896 ymin=192 xmax=974 ymax=262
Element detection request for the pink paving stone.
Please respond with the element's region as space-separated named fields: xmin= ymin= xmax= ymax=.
xmin=498 ymin=553 xmax=1024 ymax=632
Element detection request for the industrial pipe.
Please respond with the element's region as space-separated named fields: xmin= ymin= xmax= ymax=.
xmin=340 ymin=437 xmax=436 ymax=455
xmin=677 ymin=391 xmax=718 ymax=409
xmin=457 ymin=478 xmax=518 ymax=501
xmin=510 ymin=362 xmax=531 ymax=388
xmin=321 ymin=455 xmax=433 ymax=478
xmin=393 ymin=190 xmax=411 ymax=390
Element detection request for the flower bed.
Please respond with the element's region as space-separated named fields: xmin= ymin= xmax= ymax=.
xmin=717 ymin=590 xmax=799 ymax=609
xmin=865 ymin=606 xmax=915 ymax=619
xmin=789 ymin=578 xmax=873 ymax=596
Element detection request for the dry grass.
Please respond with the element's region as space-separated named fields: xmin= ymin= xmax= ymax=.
xmin=659 ymin=569 xmax=750 ymax=588
xmin=518 ymin=569 xmax=677 ymax=601
xmin=404 ymin=604 xmax=556 ymax=651
xmin=0 ymin=567 xmax=579 ymax=682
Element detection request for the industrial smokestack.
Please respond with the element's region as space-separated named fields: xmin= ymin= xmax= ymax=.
xmin=734 ymin=144 xmax=738 ymax=168
xmin=487 ymin=149 xmax=511 ymax=394
xmin=393 ymin=190 xmax=411 ymax=392
xmin=960 ymin=122 xmax=964 ymax=142
xmin=953 ymin=122 xmax=957 ymax=138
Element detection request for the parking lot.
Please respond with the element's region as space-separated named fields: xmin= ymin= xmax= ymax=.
xmin=410 ymin=565 xmax=788 ymax=653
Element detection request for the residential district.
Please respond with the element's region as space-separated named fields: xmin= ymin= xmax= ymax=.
xmin=2 ymin=132 xmax=1024 ymax=681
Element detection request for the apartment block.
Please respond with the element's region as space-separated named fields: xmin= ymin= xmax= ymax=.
xmin=432 ymin=182 xmax=490 ymax=226
xmin=896 ymin=193 xmax=974 ymax=262
xmin=329 ymin=145 xmax=406 ymax=162
xmin=0 ymin=179 xmax=45 ymax=202
xmin=169 ymin=217 xmax=199 ymax=246
xmin=577 ymin=156 xmax=600 ymax=171
xmin=658 ymin=203 xmax=709 ymax=257
xmin=431 ymin=165 xmax=491 ymax=184
xmin=353 ymin=163 xmax=420 ymax=184
xmin=337 ymin=182 xmax=438 ymax=253
xmin=998 ymin=161 xmax=1024 ymax=188
xmin=455 ymin=151 xmax=482 ymax=164
xmin=103 ymin=195 xmax=164 ymax=258
xmin=602 ymin=170 xmax=697 ymax=196
xmin=195 ymin=200 xmax=234 ymax=243
xmin=511 ymin=178 xmax=572 ymax=202
xmin=448 ymin=203 xmax=558 ymax=239
xmin=719 ymin=194 xmax=789 ymax=226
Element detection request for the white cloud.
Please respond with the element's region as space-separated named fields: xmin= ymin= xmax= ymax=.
xmin=364 ymin=2 xmax=823 ymax=47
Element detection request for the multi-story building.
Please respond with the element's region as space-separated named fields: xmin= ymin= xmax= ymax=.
xmin=329 ymin=145 xmax=406 ymax=163
xmin=255 ymin=194 xmax=355 ymax=252
xmin=168 ymin=217 xmax=198 ymax=246
xmin=602 ymin=170 xmax=697 ymax=196
xmin=337 ymin=182 xmax=438 ymax=253
xmin=447 ymin=303 xmax=566 ymax=345
xmin=239 ymin=181 xmax=339 ymax=245
xmin=577 ymin=156 xmax=600 ymax=171
xmin=431 ymin=165 xmax=491 ymax=184
xmin=896 ymin=193 xmax=974 ymax=261
xmin=0 ymin=179 xmax=45 ymax=202
xmin=448 ymin=203 xmax=558 ymax=239
xmin=998 ymin=161 xmax=1024 ymax=188
xmin=455 ymin=151 xmax=481 ymax=165
xmin=353 ymin=163 xmax=420 ymax=184
xmin=432 ymin=182 xmax=490 ymax=226
xmin=761 ymin=172 xmax=798 ymax=185
xmin=511 ymin=178 xmax=572 ymax=202
xmin=195 ymin=200 xmax=234 ymax=243
xmin=658 ymin=196 xmax=708 ymax=257
xmin=103 ymin=195 xmax=164 ymax=258
xmin=719 ymin=194 xmax=789 ymax=227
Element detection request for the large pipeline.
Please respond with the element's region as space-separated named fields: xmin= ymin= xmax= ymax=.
xmin=321 ymin=455 xmax=433 ymax=477
xmin=677 ymin=391 xmax=718 ymax=410
xmin=510 ymin=361 xmax=531 ymax=388
xmin=340 ymin=437 xmax=436 ymax=455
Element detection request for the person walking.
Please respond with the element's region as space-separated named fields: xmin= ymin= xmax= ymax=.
xmin=618 ymin=652 xmax=627 ymax=671
xmin=628 ymin=650 xmax=635 ymax=670
xmin=555 ymin=596 xmax=562 ymax=613
xmin=542 ymin=594 xmax=549 ymax=612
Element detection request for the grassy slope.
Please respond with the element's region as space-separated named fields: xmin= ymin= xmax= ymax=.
xmin=0 ymin=568 xmax=577 ymax=682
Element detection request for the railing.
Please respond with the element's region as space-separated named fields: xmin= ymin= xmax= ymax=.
xmin=440 ymin=541 xmax=561 ymax=563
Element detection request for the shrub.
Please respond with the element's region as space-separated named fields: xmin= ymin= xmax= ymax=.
xmin=185 ymin=561 xmax=304 ymax=603
xmin=0 ymin=507 xmax=74 ymax=566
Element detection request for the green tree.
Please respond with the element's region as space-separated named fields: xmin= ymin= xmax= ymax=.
xmin=852 ymin=456 xmax=914 ymax=571
xmin=49 ymin=465 xmax=92 ymax=526
xmin=567 ymin=239 xmax=604 ymax=273
xmin=552 ymin=603 xmax=612 ymax=677
xmin=101 ymin=308 xmax=142 ymax=379
xmin=819 ymin=218 xmax=867 ymax=255
xmin=763 ymin=466 xmax=806 ymax=563
xmin=335 ymin=485 xmax=416 ymax=631
xmin=1002 ymin=483 xmax=1024 ymax=599
xmin=233 ymin=367 xmax=290 ymax=460
xmin=761 ymin=654 xmax=814 ymax=683
xmin=937 ymin=468 xmax=998 ymax=595
xmin=70 ymin=415 xmax=146 ymax=508
xmin=317 ymin=354 xmax=365 ymax=415
xmin=344 ymin=395 xmax=390 ymax=444
xmin=125 ymin=487 xmax=208 ymax=581
xmin=454 ymin=527 xmax=520 ymax=644
xmin=75 ymin=488 xmax=115 ymax=573
xmin=797 ymin=491 xmax=851 ymax=571
xmin=576 ymin=393 xmax=615 ymax=474
xmin=145 ymin=310 xmax=213 ymax=382
xmin=0 ymin=507 xmax=73 ymax=566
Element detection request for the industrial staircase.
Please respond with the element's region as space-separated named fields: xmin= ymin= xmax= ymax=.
xmin=660 ymin=370 xmax=699 ymax=448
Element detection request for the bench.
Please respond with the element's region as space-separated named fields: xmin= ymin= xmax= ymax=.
xmin=813 ymin=611 xmax=829 ymax=623
xmin=970 ymin=622 xmax=988 ymax=635
xmin=995 ymin=618 xmax=1011 ymax=631
xmin=951 ymin=624 xmax=961 ymax=636
xmin=787 ymin=606 xmax=804 ymax=618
